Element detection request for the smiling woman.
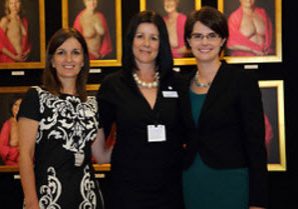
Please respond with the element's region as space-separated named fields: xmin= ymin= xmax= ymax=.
xmin=97 ymin=10 xmax=189 ymax=209
xmin=182 ymin=6 xmax=268 ymax=209
xmin=51 ymin=37 xmax=84 ymax=86
xmin=17 ymin=28 xmax=111 ymax=209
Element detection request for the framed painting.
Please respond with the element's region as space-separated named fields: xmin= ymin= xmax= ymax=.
xmin=62 ymin=0 xmax=122 ymax=67
xmin=218 ymin=0 xmax=282 ymax=63
xmin=0 ymin=86 xmax=29 ymax=172
xmin=258 ymin=80 xmax=286 ymax=171
xmin=0 ymin=0 xmax=46 ymax=69
xmin=0 ymin=85 xmax=110 ymax=173
xmin=140 ymin=0 xmax=201 ymax=66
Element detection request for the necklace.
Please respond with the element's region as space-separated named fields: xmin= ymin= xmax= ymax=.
xmin=133 ymin=71 xmax=160 ymax=88
xmin=193 ymin=71 xmax=211 ymax=88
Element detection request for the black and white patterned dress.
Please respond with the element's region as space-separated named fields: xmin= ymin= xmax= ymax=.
xmin=18 ymin=86 xmax=104 ymax=209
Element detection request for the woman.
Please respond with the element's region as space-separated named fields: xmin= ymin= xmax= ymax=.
xmin=0 ymin=0 xmax=31 ymax=62
xmin=18 ymin=28 xmax=111 ymax=209
xmin=97 ymin=10 xmax=186 ymax=209
xmin=227 ymin=0 xmax=273 ymax=56
xmin=0 ymin=97 xmax=22 ymax=166
xmin=182 ymin=6 xmax=268 ymax=209
xmin=73 ymin=0 xmax=112 ymax=59
xmin=162 ymin=0 xmax=188 ymax=58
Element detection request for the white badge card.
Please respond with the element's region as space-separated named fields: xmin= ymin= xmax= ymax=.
xmin=147 ymin=125 xmax=166 ymax=142
xmin=162 ymin=91 xmax=178 ymax=98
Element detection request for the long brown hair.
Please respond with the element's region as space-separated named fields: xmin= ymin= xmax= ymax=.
xmin=42 ymin=28 xmax=90 ymax=102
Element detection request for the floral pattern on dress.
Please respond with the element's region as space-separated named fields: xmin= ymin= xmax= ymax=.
xmin=39 ymin=167 xmax=62 ymax=209
xmin=34 ymin=86 xmax=99 ymax=153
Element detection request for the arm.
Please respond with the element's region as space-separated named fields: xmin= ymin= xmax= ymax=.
xmin=239 ymin=72 xmax=268 ymax=208
xmin=18 ymin=117 xmax=40 ymax=209
xmin=97 ymin=77 xmax=116 ymax=137
xmin=91 ymin=128 xmax=112 ymax=164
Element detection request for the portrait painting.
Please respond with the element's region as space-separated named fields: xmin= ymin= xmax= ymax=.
xmin=0 ymin=85 xmax=110 ymax=174
xmin=62 ymin=0 xmax=122 ymax=67
xmin=140 ymin=0 xmax=201 ymax=66
xmin=218 ymin=0 xmax=282 ymax=63
xmin=0 ymin=86 xmax=28 ymax=172
xmin=0 ymin=0 xmax=46 ymax=69
xmin=259 ymin=80 xmax=286 ymax=171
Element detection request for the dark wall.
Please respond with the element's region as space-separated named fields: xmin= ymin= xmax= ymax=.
xmin=0 ymin=0 xmax=297 ymax=209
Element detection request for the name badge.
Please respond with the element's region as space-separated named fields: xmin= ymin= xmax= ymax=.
xmin=162 ymin=91 xmax=178 ymax=98
xmin=147 ymin=125 xmax=166 ymax=142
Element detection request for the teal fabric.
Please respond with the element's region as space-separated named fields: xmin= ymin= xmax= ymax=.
xmin=183 ymin=90 xmax=249 ymax=209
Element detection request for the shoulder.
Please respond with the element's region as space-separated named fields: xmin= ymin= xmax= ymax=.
xmin=228 ymin=7 xmax=242 ymax=21
xmin=25 ymin=86 xmax=39 ymax=97
xmin=21 ymin=17 xmax=29 ymax=26
xmin=177 ymin=13 xmax=187 ymax=21
xmin=0 ymin=16 xmax=9 ymax=30
xmin=255 ymin=7 xmax=268 ymax=15
xmin=99 ymin=70 xmax=124 ymax=92
xmin=221 ymin=63 xmax=259 ymax=88
xmin=172 ymin=70 xmax=195 ymax=90
xmin=255 ymin=7 xmax=270 ymax=20
xmin=96 ymin=12 xmax=107 ymax=21
xmin=102 ymin=70 xmax=123 ymax=84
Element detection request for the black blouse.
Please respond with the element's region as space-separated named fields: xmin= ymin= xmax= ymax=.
xmin=97 ymin=70 xmax=188 ymax=170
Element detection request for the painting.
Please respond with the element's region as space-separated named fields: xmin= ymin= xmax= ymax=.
xmin=0 ymin=0 xmax=46 ymax=69
xmin=0 ymin=85 xmax=110 ymax=173
xmin=259 ymin=80 xmax=286 ymax=171
xmin=218 ymin=0 xmax=282 ymax=63
xmin=62 ymin=0 xmax=122 ymax=67
xmin=140 ymin=0 xmax=201 ymax=66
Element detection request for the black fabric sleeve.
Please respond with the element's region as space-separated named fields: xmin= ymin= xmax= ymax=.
xmin=96 ymin=77 xmax=116 ymax=138
xmin=17 ymin=87 xmax=41 ymax=122
xmin=239 ymin=71 xmax=268 ymax=207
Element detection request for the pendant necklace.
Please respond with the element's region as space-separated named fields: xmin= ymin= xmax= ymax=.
xmin=193 ymin=71 xmax=211 ymax=88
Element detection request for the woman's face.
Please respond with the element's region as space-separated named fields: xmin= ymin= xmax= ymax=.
xmin=239 ymin=0 xmax=255 ymax=9
xmin=132 ymin=23 xmax=160 ymax=67
xmin=187 ymin=21 xmax=225 ymax=63
xmin=7 ymin=0 xmax=21 ymax=15
xmin=84 ymin=0 xmax=98 ymax=11
xmin=12 ymin=98 xmax=22 ymax=117
xmin=51 ymin=37 xmax=84 ymax=82
xmin=163 ymin=0 xmax=179 ymax=14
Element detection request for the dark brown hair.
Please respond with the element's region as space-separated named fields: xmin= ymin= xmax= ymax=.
xmin=184 ymin=6 xmax=229 ymax=53
xmin=122 ymin=10 xmax=173 ymax=79
xmin=42 ymin=28 xmax=89 ymax=102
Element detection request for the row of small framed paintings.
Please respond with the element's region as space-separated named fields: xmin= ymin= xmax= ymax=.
xmin=0 ymin=0 xmax=282 ymax=69
xmin=0 ymin=80 xmax=286 ymax=172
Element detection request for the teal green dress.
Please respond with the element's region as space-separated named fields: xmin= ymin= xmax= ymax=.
xmin=183 ymin=90 xmax=249 ymax=209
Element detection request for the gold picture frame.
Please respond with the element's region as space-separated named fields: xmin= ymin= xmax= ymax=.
xmin=218 ymin=0 xmax=282 ymax=63
xmin=62 ymin=0 xmax=122 ymax=67
xmin=139 ymin=0 xmax=201 ymax=66
xmin=258 ymin=80 xmax=286 ymax=171
xmin=0 ymin=0 xmax=46 ymax=69
xmin=0 ymin=85 xmax=110 ymax=173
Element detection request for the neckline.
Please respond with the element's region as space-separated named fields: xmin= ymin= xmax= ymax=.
xmin=190 ymin=89 xmax=207 ymax=96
